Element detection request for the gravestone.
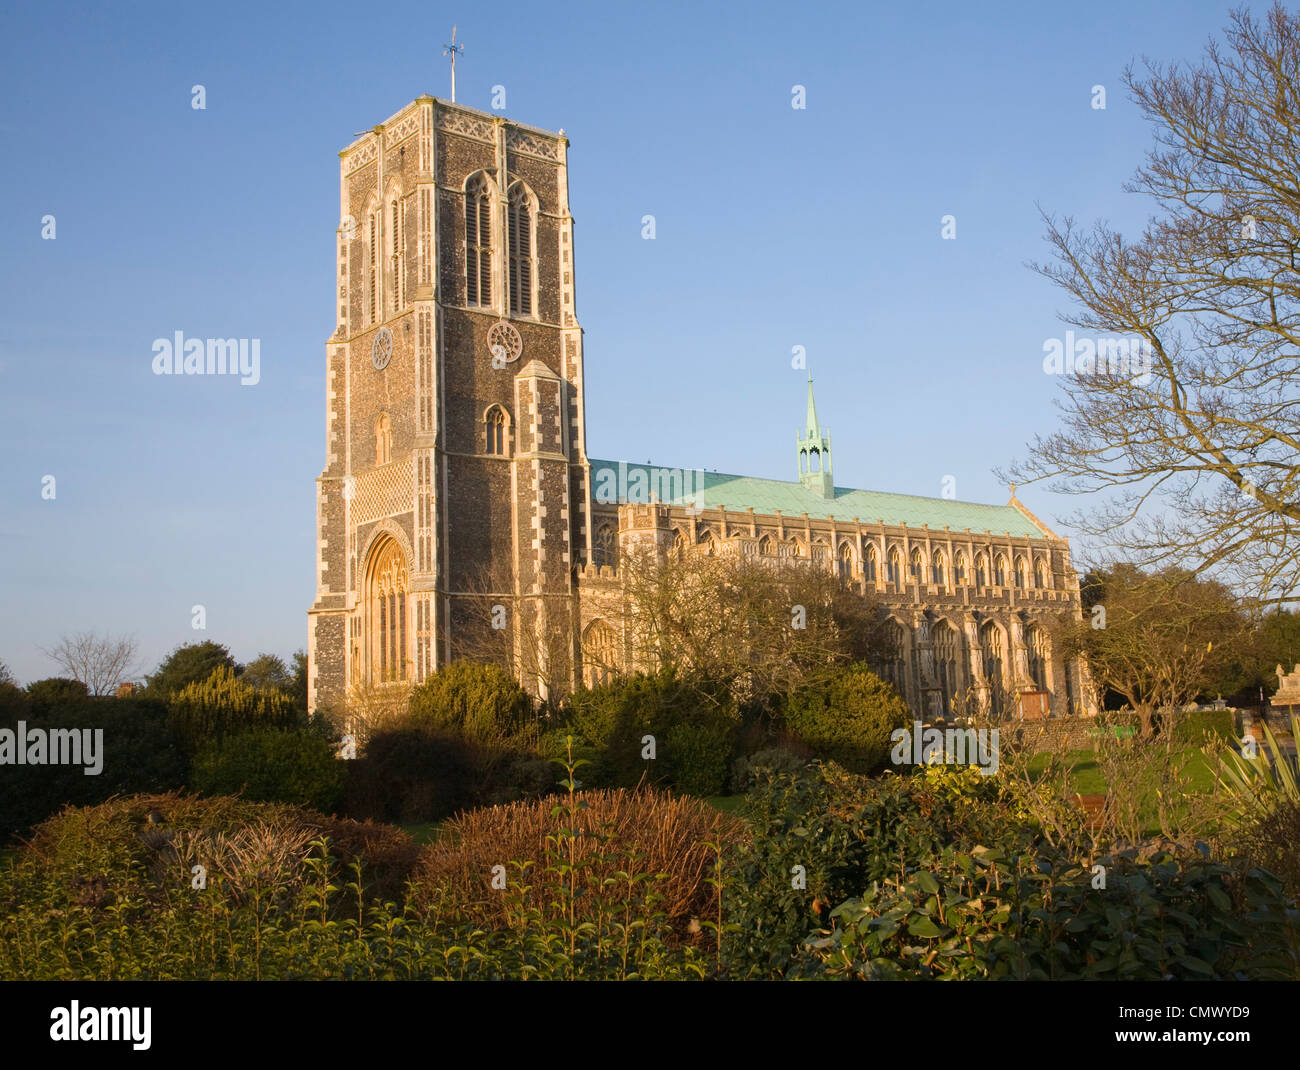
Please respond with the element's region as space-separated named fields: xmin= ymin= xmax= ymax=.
xmin=1273 ymin=664 xmax=1300 ymax=708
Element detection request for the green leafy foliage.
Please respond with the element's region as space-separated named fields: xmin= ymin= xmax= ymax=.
xmin=144 ymin=641 xmax=238 ymax=699
xmin=0 ymin=784 xmax=721 ymax=980
xmin=165 ymin=665 xmax=299 ymax=754
xmin=726 ymin=761 xmax=1300 ymax=980
xmin=192 ymin=729 xmax=347 ymax=813
xmin=25 ymin=677 xmax=90 ymax=711
xmin=731 ymin=746 xmax=811 ymax=792
xmin=561 ymin=669 xmax=740 ymax=790
xmin=1168 ymin=707 xmax=1237 ymax=744
xmin=798 ymin=846 xmax=1298 ymax=980
xmin=781 ymin=663 xmax=908 ymax=774
xmin=0 ymin=696 xmax=188 ymax=843
xmin=408 ymin=660 xmax=535 ymax=743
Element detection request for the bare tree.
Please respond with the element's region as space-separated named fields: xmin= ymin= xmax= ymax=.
xmin=1004 ymin=5 xmax=1300 ymax=606
xmin=1051 ymin=564 xmax=1247 ymax=735
xmin=613 ymin=546 xmax=896 ymax=704
xmin=449 ymin=562 xmax=576 ymax=700
xmin=42 ymin=631 xmax=139 ymax=696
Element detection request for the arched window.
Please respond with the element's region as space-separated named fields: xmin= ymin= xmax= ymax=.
xmin=1026 ymin=624 xmax=1049 ymax=690
xmin=367 ymin=202 xmax=380 ymax=325
xmin=909 ymin=547 xmax=924 ymax=582
xmin=979 ymin=621 xmax=1008 ymax=715
xmin=700 ymin=530 xmax=716 ymax=556
xmin=507 ymin=182 xmax=535 ymax=316
xmin=389 ymin=195 xmax=404 ymax=312
xmin=788 ymin=538 xmax=803 ymax=558
xmin=1015 ymin=556 xmax=1027 ymax=589
xmin=759 ymin=535 xmax=774 ymax=556
xmin=374 ymin=412 xmax=392 ymax=466
xmin=465 ymin=174 xmax=492 ymax=307
xmin=994 ymin=554 xmax=1008 ymax=587
xmin=887 ymin=548 xmax=901 ymax=584
xmin=955 ymin=552 xmax=968 ymax=585
xmin=884 ymin=620 xmax=908 ymax=693
xmin=1034 ymin=558 xmax=1046 ymax=589
xmin=671 ymin=529 xmax=686 ymax=559
xmin=838 ymin=541 xmax=854 ymax=579
xmin=931 ymin=551 xmax=946 ymax=587
xmin=864 ymin=544 xmax=878 ymax=581
xmin=484 ymin=407 xmax=507 ymax=455
xmin=582 ymin=619 xmax=619 ymax=688
xmin=593 ymin=523 xmax=618 ymax=569
xmin=975 ymin=553 xmax=988 ymax=587
xmin=934 ymin=621 xmax=959 ymax=715
xmin=366 ymin=537 xmax=409 ymax=684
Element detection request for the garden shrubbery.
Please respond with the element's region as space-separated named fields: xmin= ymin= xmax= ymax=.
xmin=0 ymin=693 xmax=189 ymax=841
xmin=559 ymin=669 xmax=740 ymax=791
xmin=0 ymin=782 xmax=725 ymax=980
xmin=409 ymin=782 xmax=743 ymax=935
xmin=408 ymin=659 xmax=535 ymax=743
xmin=781 ymin=663 xmax=908 ymax=774
xmin=725 ymin=761 xmax=1300 ymax=979
xmin=166 ymin=665 xmax=299 ymax=754
xmin=192 ymin=728 xmax=348 ymax=813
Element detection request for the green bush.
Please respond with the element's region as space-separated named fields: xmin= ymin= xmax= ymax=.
xmin=723 ymin=763 xmax=982 ymax=977
xmin=665 ymin=719 xmax=736 ymax=795
xmin=562 ymin=669 xmax=740 ymax=791
xmin=0 ymin=696 xmax=188 ymax=843
xmin=25 ymin=677 xmax=90 ymax=711
xmin=340 ymin=727 xmax=479 ymax=824
xmin=731 ymin=746 xmax=810 ymax=792
xmin=0 ymin=789 xmax=711 ymax=980
xmin=1169 ymin=707 xmax=1237 ymax=744
xmin=797 ymin=845 xmax=1298 ymax=980
xmin=408 ymin=660 xmax=534 ymax=743
xmin=192 ymin=729 xmax=346 ymax=813
xmin=782 ymin=663 xmax=908 ymax=774
xmin=144 ymin=640 xmax=239 ymax=699
xmin=725 ymin=762 xmax=1300 ymax=980
xmin=166 ymin=665 xmax=299 ymax=754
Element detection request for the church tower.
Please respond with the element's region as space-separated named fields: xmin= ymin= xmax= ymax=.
xmin=796 ymin=374 xmax=833 ymax=497
xmin=308 ymin=97 xmax=589 ymax=712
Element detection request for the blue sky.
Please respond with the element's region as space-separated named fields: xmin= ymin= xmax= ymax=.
xmin=0 ymin=0 xmax=1250 ymax=684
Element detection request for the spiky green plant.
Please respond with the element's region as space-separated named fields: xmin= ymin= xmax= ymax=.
xmin=1216 ymin=712 xmax=1299 ymax=827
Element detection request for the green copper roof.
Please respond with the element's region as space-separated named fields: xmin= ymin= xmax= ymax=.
xmin=588 ymin=459 xmax=1049 ymax=538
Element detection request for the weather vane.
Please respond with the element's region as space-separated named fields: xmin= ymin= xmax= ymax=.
xmin=442 ymin=26 xmax=464 ymax=102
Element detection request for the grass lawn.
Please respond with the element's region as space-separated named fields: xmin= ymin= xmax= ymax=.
xmin=400 ymin=821 xmax=445 ymax=845
xmin=1026 ymin=746 xmax=1219 ymax=793
xmin=1025 ymin=744 xmax=1223 ymax=836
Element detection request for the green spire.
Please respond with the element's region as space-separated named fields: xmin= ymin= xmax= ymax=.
xmin=797 ymin=373 xmax=833 ymax=498
xmin=805 ymin=371 xmax=821 ymax=437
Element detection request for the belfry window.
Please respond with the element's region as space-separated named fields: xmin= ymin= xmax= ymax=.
xmin=390 ymin=197 xmax=404 ymax=312
xmin=466 ymin=174 xmax=492 ymax=307
xmin=508 ymin=182 xmax=535 ymax=316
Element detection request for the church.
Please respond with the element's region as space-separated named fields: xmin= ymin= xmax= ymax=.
xmin=307 ymin=95 xmax=1094 ymax=721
